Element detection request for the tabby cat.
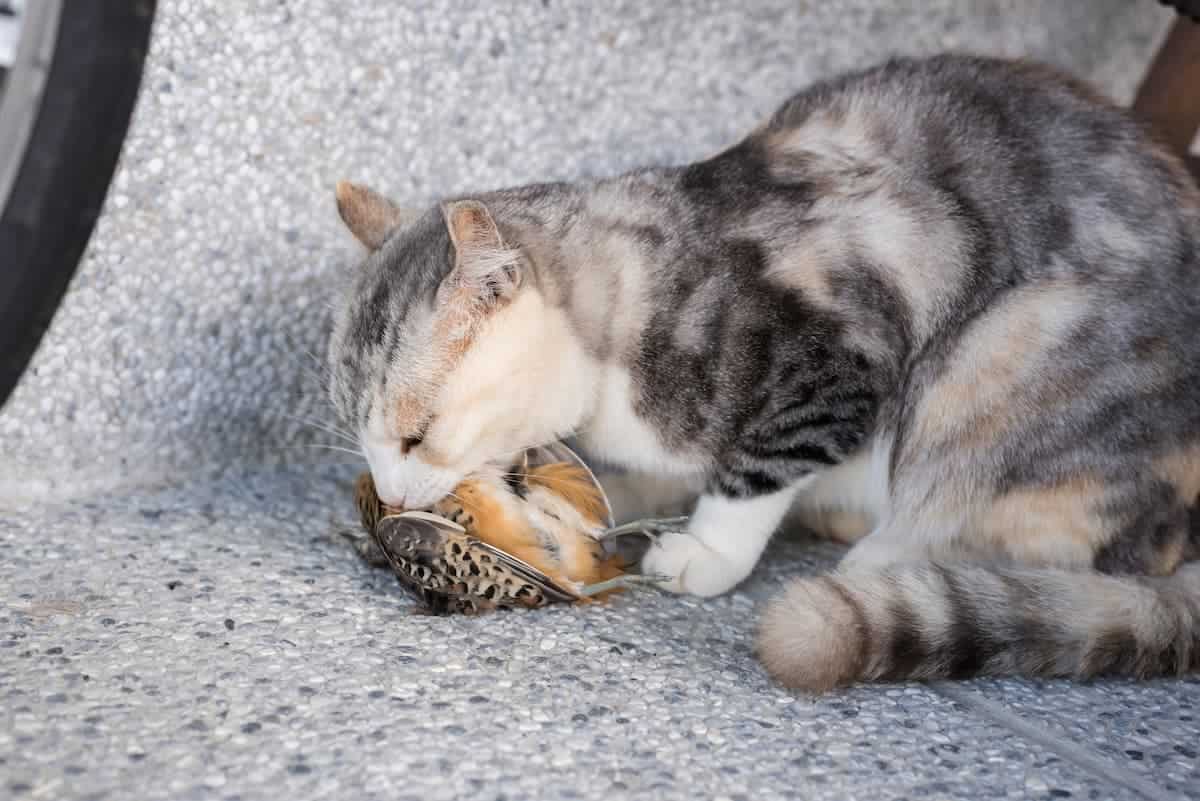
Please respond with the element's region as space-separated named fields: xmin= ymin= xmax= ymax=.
xmin=326 ymin=54 xmax=1200 ymax=691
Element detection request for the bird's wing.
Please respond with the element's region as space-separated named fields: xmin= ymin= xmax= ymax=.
xmin=467 ymin=538 xmax=582 ymax=603
xmin=372 ymin=512 xmax=580 ymax=606
xmin=370 ymin=513 xmax=464 ymax=605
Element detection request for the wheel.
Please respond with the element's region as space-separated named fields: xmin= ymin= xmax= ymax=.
xmin=0 ymin=1 xmax=156 ymax=410
xmin=1159 ymin=0 xmax=1200 ymax=22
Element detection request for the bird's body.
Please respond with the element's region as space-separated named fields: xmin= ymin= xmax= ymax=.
xmin=350 ymin=450 xmax=672 ymax=614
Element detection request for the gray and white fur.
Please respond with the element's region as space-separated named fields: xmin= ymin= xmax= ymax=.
xmin=327 ymin=54 xmax=1200 ymax=691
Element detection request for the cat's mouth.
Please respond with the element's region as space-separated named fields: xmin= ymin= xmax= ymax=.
xmin=370 ymin=441 xmax=615 ymax=527
xmin=364 ymin=450 xmax=462 ymax=510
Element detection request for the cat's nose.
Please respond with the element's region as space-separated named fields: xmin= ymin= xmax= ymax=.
xmin=363 ymin=437 xmax=460 ymax=509
xmin=371 ymin=472 xmax=408 ymax=507
xmin=376 ymin=486 xmax=407 ymax=507
xmin=372 ymin=467 xmax=449 ymax=510
xmin=363 ymin=440 xmax=407 ymax=505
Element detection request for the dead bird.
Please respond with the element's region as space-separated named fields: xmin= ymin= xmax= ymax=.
xmin=347 ymin=445 xmax=682 ymax=615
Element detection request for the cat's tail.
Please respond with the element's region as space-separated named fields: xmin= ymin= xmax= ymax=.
xmin=756 ymin=561 xmax=1200 ymax=692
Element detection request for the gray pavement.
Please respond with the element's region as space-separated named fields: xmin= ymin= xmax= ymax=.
xmin=2 ymin=1 xmax=1196 ymax=799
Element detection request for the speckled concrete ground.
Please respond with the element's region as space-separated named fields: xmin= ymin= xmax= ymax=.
xmin=2 ymin=1 xmax=1197 ymax=799
xmin=3 ymin=466 xmax=1198 ymax=801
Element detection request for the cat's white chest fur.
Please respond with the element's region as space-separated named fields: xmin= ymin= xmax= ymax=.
xmin=577 ymin=365 xmax=706 ymax=477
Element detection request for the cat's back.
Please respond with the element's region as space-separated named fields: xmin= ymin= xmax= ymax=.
xmin=754 ymin=53 xmax=1199 ymax=289
xmin=763 ymin=52 xmax=1176 ymax=188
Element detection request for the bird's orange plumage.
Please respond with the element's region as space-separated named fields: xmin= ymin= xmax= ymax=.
xmin=435 ymin=465 xmax=626 ymax=595
xmin=355 ymin=456 xmax=632 ymax=606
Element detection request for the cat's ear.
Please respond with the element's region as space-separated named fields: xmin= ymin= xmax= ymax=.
xmin=335 ymin=180 xmax=406 ymax=251
xmin=442 ymin=199 xmax=521 ymax=303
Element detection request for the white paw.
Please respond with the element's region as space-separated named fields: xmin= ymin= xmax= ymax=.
xmin=640 ymin=531 xmax=752 ymax=598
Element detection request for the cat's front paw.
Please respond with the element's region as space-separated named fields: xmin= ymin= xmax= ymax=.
xmin=640 ymin=531 xmax=751 ymax=598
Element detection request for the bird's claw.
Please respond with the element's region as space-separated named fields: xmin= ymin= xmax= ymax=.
xmin=600 ymin=515 xmax=690 ymax=540
xmin=597 ymin=516 xmax=690 ymax=571
xmin=577 ymin=573 xmax=674 ymax=597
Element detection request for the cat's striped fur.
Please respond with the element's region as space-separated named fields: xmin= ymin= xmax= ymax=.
xmin=759 ymin=562 xmax=1200 ymax=691
xmin=328 ymin=54 xmax=1200 ymax=691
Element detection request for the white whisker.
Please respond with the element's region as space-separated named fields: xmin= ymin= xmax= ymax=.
xmin=497 ymin=471 xmax=591 ymax=490
xmin=292 ymin=443 xmax=365 ymax=458
xmin=283 ymin=413 xmax=360 ymax=446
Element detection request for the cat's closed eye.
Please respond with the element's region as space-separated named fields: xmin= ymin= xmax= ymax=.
xmin=400 ymin=417 xmax=433 ymax=454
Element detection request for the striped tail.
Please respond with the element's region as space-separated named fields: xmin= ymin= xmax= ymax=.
xmin=756 ymin=561 xmax=1200 ymax=692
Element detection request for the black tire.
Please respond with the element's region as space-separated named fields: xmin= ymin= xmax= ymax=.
xmin=0 ymin=3 xmax=156 ymax=410
xmin=1160 ymin=0 xmax=1200 ymax=22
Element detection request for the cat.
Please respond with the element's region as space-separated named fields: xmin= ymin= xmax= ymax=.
xmin=325 ymin=53 xmax=1200 ymax=691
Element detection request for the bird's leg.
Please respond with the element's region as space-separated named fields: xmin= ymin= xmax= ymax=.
xmin=577 ymin=573 xmax=673 ymax=597
xmin=597 ymin=516 xmax=690 ymax=570
xmin=600 ymin=516 xmax=690 ymax=540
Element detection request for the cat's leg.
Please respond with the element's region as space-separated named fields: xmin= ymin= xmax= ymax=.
xmin=596 ymin=470 xmax=702 ymax=523
xmin=837 ymin=467 xmax=1196 ymax=577
xmin=836 ymin=519 xmax=937 ymax=574
xmin=786 ymin=446 xmax=885 ymax=545
xmin=633 ymin=435 xmax=886 ymax=595
xmin=788 ymin=504 xmax=876 ymax=544
xmin=641 ymin=484 xmax=801 ymax=597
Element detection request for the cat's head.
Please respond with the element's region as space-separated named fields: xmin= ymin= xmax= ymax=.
xmin=327 ymin=181 xmax=595 ymax=509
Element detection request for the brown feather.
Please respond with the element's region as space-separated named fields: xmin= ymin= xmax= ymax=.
xmin=524 ymin=463 xmax=610 ymax=527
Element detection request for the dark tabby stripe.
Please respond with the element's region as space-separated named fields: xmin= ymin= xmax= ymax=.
xmin=778 ymin=565 xmax=1200 ymax=688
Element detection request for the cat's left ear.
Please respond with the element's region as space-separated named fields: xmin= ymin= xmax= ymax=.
xmin=442 ymin=199 xmax=521 ymax=304
xmin=335 ymin=180 xmax=407 ymax=251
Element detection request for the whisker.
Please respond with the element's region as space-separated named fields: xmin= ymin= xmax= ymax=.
xmin=301 ymin=345 xmax=326 ymax=370
xmin=293 ymin=365 xmax=328 ymax=390
xmin=295 ymin=359 xmax=331 ymax=388
xmin=282 ymin=413 xmax=360 ymax=446
xmin=495 ymin=471 xmax=592 ymax=490
xmin=290 ymin=443 xmax=365 ymax=458
xmin=280 ymin=335 xmax=334 ymax=387
xmin=288 ymin=425 xmax=356 ymax=446
xmin=292 ymin=411 xmax=355 ymax=437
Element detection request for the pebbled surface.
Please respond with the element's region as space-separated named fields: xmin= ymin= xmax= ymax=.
xmin=1 ymin=1 xmax=1197 ymax=800
xmin=0 ymin=465 xmax=1170 ymax=801
xmin=965 ymin=678 xmax=1200 ymax=799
